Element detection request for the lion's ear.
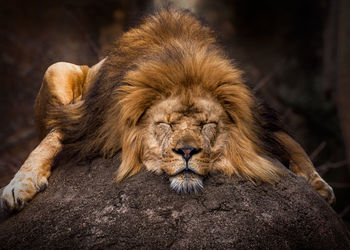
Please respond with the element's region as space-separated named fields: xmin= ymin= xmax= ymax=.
xmin=115 ymin=127 xmax=144 ymax=182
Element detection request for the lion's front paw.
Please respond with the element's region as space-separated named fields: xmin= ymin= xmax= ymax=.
xmin=309 ymin=172 xmax=335 ymax=205
xmin=0 ymin=171 xmax=48 ymax=213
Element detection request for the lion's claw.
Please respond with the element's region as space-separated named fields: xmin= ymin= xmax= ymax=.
xmin=309 ymin=172 xmax=335 ymax=205
xmin=1 ymin=171 xmax=48 ymax=213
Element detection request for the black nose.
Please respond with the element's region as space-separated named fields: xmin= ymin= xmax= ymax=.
xmin=172 ymin=146 xmax=202 ymax=161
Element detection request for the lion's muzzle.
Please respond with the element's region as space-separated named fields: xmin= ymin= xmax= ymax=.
xmin=169 ymin=146 xmax=205 ymax=193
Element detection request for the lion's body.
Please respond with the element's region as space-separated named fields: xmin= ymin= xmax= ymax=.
xmin=1 ymin=9 xmax=334 ymax=212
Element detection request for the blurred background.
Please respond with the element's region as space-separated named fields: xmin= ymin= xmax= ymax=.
xmin=0 ymin=0 xmax=349 ymax=227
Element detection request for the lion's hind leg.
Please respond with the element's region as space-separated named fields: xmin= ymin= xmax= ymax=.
xmin=276 ymin=132 xmax=335 ymax=204
xmin=1 ymin=62 xmax=90 ymax=213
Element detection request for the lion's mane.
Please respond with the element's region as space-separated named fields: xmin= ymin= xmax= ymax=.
xmin=50 ymin=9 xmax=290 ymax=183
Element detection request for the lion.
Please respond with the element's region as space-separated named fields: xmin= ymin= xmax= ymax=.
xmin=1 ymin=9 xmax=335 ymax=212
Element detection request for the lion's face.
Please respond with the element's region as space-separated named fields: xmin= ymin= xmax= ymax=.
xmin=141 ymin=95 xmax=231 ymax=193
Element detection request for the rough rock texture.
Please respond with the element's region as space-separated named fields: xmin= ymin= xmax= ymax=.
xmin=0 ymin=155 xmax=349 ymax=249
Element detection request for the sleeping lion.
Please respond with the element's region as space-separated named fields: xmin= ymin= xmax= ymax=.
xmin=1 ymin=9 xmax=335 ymax=212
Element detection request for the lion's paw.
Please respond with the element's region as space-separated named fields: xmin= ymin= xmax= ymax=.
xmin=309 ymin=172 xmax=335 ymax=205
xmin=0 ymin=170 xmax=48 ymax=213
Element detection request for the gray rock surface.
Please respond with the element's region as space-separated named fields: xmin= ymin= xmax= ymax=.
xmin=0 ymin=155 xmax=349 ymax=249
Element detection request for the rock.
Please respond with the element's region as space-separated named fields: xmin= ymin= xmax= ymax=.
xmin=0 ymin=155 xmax=349 ymax=249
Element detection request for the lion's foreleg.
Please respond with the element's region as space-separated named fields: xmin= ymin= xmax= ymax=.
xmin=0 ymin=61 xmax=96 ymax=213
xmin=276 ymin=132 xmax=335 ymax=204
xmin=1 ymin=130 xmax=62 ymax=212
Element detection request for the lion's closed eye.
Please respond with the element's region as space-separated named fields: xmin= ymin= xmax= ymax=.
xmin=201 ymin=122 xmax=218 ymax=130
xmin=155 ymin=122 xmax=173 ymax=130
xmin=202 ymin=122 xmax=218 ymax=139
xmin=197 ymin=121 xmax=217 ymax=127
xmin=155 ymin=122 xmax=173 ymax=140
xmin=153 ymin=122 xmax=173 ymax=146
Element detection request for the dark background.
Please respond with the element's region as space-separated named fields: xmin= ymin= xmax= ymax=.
xmin=0 ymin=0 xmax=349 ymax=227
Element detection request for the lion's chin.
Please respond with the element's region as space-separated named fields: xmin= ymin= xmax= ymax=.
xmin=169 ymin=171 xmax=204 ymax=194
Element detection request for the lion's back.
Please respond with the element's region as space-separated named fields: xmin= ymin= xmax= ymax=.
xmin=115 ymin=9 xmax=215 ymax=58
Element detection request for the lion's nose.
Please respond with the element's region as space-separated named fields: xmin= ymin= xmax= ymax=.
xmin=172 ymin=146 xmax=202 ymax=161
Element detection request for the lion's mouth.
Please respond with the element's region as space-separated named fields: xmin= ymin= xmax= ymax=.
xmin=170 ymin=164 xmax=201 ymax=176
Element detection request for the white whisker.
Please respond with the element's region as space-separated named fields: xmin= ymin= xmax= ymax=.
xmin=170 ymin=175 xmax=204 ymax=194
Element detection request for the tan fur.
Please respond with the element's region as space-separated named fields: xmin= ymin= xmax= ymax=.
xmin=1 ymin=61 xmax=96 ymax=212
xmin=34 ymin=62 xmax=90 ymax=139
xmin=1 ymin=130 xmax=62 ymax=211
xmin=275 ymin=132 xmax=335 ymax=204
xmin=1 ymin=9 xmax=334 ymax=212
